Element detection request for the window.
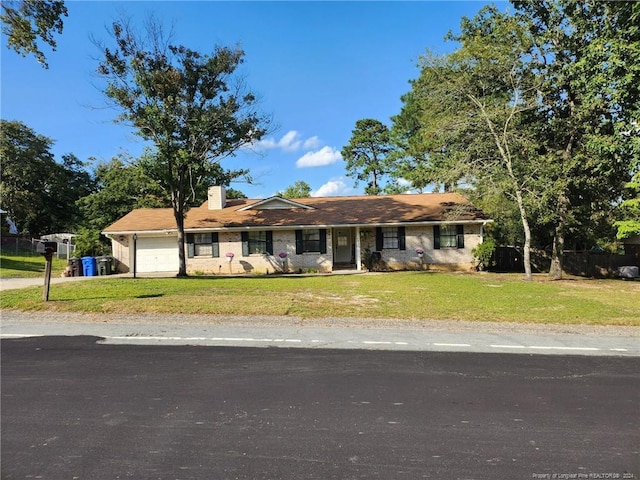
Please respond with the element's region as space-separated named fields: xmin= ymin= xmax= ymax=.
xmin=187 ymin=233 xmax=219 ymax=258
xmin=336 ymin=231 xmax=348 ymax=247
xmin=375 ymin=227 xmax=406 ymax=250
xmin=242 ymin=231 xmax=273 ymax=255
xmin=382 ymin=227 xmax=399 ymax=249
xmin=303 ymin=229 xmax=320 ymax=252
xmin=295 ymin=229 xmax=327 ymax=254
xmin=434 ymin=225 xmax=464 ymax=249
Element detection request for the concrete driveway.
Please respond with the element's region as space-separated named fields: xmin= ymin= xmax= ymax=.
xmin=0 ymin=273 xmax=132 ymax=291
xmin=0 ymin=272 xmax=178 ymax=291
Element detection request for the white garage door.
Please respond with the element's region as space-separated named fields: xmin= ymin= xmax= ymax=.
xmin=136 ymin=236 xmax=179 ymax=273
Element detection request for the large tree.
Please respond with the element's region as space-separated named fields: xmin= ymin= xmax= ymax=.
xmin=0 ymin=120 xmax=93 ymax=236
xmin=391 ymin=1 xmax=639 ymax=279
xmin=511 ymin=0 xmax=639 ymax=278
xmin=392 ymin=7 xmax=540 ymax=279
xmin=342 ymin=119 xmax=394 ymax=195
xmin=96 ymin=19 xmax=271 ymax=276
xmin=1 ymin=0 xmax=67 ymax=68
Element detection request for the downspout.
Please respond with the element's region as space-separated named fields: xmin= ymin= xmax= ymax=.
xmin=480 ymin=221 xmax=487 ymax=242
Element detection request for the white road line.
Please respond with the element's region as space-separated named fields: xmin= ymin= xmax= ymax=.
xmin=0 ymin=334 xmax=45 ymax=338
xmin=489 ymin=344 xmax=604 ymax=352
xmin=528 ymin=346 xmax=600 ymax=351
xmin=103 ymin=336 xmax=304 ymax=343
xmin=109 ymin=336 xmax=185 ymax=341
xmin=1 ymin=334 xmax=634 ymax=355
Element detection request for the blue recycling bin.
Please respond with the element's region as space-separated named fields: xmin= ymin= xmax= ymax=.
xmin=81 ymin=256 xmax=97 ymax=277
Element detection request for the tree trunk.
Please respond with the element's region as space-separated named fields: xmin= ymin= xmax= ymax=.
xmin=172 ymin=176 xmax=188 ymax=277
xmin=549 ymin=193 xmax=569 ymax=280
xmin=549 ymin=228 xmax=564 ymax=280
xmin=514 ymin=189 xmax=533 ymax=281
xmin=175 ymin=210 xmax=188 ymax=277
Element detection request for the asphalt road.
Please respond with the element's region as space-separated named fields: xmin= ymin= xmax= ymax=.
xmin=2 ymin=335 xmax=638 ymax=480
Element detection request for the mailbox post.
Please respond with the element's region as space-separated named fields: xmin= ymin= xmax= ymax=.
xmin=37 ymin=241 xmax=57 ymax=301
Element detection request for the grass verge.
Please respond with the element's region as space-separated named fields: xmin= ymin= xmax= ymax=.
xmin=0 ymin=255 xmax=68 ymax=278
xmin=1 ymin=271 xmax=638 ymax=326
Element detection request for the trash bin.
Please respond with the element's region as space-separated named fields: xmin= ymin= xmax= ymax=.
xmin=97 ymin=256 xmax=113 ymax=276
xmin=69 ymin=258 xmax=82 ymax=277
xmin=81 ymin=256 xmax=97 ymax=277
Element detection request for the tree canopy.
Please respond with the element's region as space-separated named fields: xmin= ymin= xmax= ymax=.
xmin=0 ymin=120 xmax=93 ymax=237
xmin=616 ymin=170 xmax=640 ymax=241
xmin=1 ymin=0 xmax=67 ymax=68
xmin=278 ymin=180 xmax=312 ymax=199
xmin=342 ymin=119 xmax=394 ymax=195
xmin=77 ymin=155 xmax=169 ymax=231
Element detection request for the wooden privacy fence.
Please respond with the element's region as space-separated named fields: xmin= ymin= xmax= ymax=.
xmin=491 ymin=247 xmax=638 ymax=278
xmin=562 ymin=251 xmax=637 ymax=278
xmin=491 ymin=247 xmax=549 ymax=273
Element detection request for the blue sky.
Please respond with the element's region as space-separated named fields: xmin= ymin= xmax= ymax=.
xmin=1 ymin=1 xmax=501 ymax=199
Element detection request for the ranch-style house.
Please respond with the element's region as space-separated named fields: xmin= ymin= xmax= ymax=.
xmin=102 ymin=186 xmax=492 ymax=275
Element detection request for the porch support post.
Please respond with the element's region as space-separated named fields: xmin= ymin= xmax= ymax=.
xmin=355 ymin=226 xmax=362 ymax=271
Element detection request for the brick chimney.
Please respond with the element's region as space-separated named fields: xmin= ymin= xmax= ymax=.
xmin=208 ymin=186 xmax=226 ymax=210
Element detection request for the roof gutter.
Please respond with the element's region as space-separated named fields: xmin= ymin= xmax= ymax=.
xmin=103 ymin=219 xmax=493 ymax=236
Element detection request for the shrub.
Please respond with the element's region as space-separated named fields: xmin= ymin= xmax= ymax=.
xmin=74 ymin=228 xmax=110 ymax=257
xmin=472 ymin=237 xmax=496 ymax=271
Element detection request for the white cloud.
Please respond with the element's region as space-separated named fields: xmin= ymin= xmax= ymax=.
xmin=277 ymin=130 xmax=302 ymax=151
xmin=312 ymin=178 xmax=354 ymax=197
xmin=302 ymin=136 xmax=321 ymax=150
xmin=296 ymin=146 xmax=342 ymax=168
xmin=254 ymin=130 xmax=321 ymax=153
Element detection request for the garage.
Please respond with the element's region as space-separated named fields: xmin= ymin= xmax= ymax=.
xmin=135 ymin=236 xmax=179 ymax=273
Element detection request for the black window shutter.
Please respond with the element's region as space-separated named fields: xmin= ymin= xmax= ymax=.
xmin=241 ymin=232 xmax=249 ymax=256
xmin=319 ymin=229 xmax=327 ymax=254
xmin=187 ymin=233 xmax=195 ymax=258
xmin=433 ymin=225 xmax=441 ymax=250
xmin=457 ymin=225 xmax=464 ymax=248
xmin=295 ymin=230 xmax=303 ymax=254
xmin=375 ymin=227 xmax=383 ymax=251
xmin=211 ymin=232 xmax=219 ymax=257
xmin=398 ymin=226 xmax=406 ymax=250
xmin=266 ymin=231 xmax=273 ymax=255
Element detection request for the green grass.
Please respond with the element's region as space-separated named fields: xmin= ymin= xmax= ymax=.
xmin=0 ymin=255 xmax=68 ymax=278
xmin=1 ymin=271 xmax=638 ymax=326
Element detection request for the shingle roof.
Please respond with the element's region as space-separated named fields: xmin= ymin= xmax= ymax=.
xmin=102 ymin=192 xmax=489 ymax=234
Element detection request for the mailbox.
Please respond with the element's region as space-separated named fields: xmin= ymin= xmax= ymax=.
xmin=37 ymin=241 xmax=57 ymax=255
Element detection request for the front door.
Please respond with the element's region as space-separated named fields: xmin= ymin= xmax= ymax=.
xmin=334 ymin=228 xmax=352 ymax=264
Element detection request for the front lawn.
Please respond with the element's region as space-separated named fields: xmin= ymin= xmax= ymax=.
xmin=1 ymin=271 xmax=638 ymax=326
